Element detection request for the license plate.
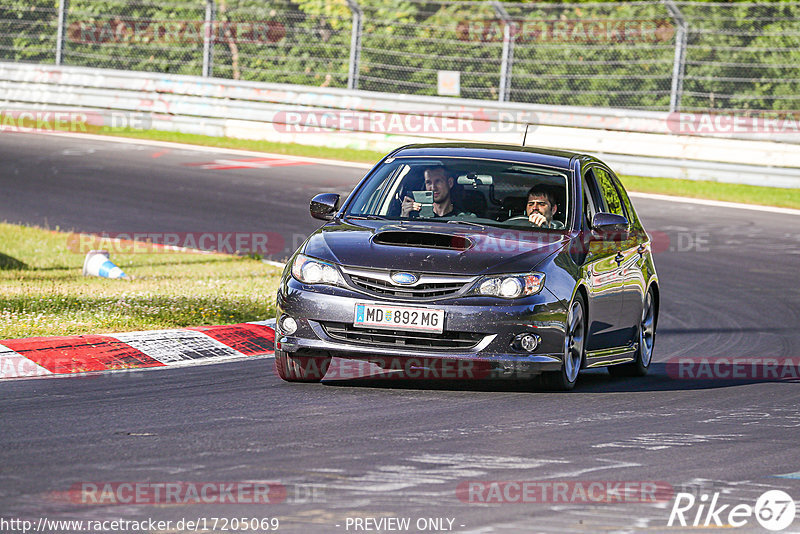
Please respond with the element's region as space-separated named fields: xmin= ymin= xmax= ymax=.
xmin=354 ymin=303 xmax=445 ymax=334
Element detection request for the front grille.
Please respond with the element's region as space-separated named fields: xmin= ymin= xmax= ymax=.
xmin=341 ymin=267 xmax=474 ymax=300
xmin=348 ymin=274 xmax=466 ymax=299
xmin=321 ymin=322 xmax=484 ymax=351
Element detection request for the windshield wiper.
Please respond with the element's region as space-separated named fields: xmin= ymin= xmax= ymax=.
xmin=346 ymin=215 xmax=387 ymax=220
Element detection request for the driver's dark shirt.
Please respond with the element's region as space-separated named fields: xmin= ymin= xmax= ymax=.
xmin=432 ymin=202 xmax=473 ymax=217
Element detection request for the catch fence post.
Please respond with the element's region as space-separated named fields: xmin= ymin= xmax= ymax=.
xmin=345 ymin=0 xmax=363 ymax=91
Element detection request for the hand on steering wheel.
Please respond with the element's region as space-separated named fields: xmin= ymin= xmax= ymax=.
xmin=506 ymin=214 xmax=550 ymax=227
xmin=505 ymin=215 xmax=535 ymax=227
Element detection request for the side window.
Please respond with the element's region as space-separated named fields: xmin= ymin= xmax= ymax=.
xmin=583 ymin=170 xmax=605 ymax=228
xmin=582 ymin=172 xmax=601 ymax=228
xmin=593 ymin=167 xmax=625 ymax=218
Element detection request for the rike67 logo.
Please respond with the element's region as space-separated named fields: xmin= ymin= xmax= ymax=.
xmin=668 ymin=490 xmax=796 ymax=531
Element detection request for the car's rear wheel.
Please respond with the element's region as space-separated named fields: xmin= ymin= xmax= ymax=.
xmin=542 ymin=293 xmax=585 ymax=391
xmin=608 ymin=287 xmax=656 ymax=377
xmin=274 ymin=350 xmax=331 ymax=382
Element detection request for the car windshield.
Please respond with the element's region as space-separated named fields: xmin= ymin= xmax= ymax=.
xmin=345 ymin=157 xmax=570 ymax=230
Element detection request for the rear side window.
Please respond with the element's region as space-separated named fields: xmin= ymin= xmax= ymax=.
xmin=612 ymin=173 xmax=640 ymax=226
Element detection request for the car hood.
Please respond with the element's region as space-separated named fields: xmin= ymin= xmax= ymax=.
xmin=302 ymin=219 xmax=568 ymax=275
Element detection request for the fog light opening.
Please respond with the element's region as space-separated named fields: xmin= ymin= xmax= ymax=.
xmin=514 ymin=333 xmax=540 ymax=352
xmin=280 ymin=316 xmax=298 ymax=335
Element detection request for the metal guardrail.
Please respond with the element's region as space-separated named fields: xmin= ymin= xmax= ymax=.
xmin=4 ymin=61 xmax=800 ymax=142
xmin=1 ymin=62 xmax=799 ymax=187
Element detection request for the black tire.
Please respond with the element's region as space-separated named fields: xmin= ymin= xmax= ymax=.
xmin=542 ymin=293 xmax=586 ymax=391
xmin=274 ymin=350 xmax=331 ymax=382
xmin=608 ymin=287 xmax=657 ymax=377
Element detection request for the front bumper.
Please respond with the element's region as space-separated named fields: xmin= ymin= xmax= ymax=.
xmin=276 ymin=278 xmax=569 ymax=378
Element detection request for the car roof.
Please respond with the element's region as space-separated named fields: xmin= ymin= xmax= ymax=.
xmin=387 ymin=143 xmax=585 ymax=170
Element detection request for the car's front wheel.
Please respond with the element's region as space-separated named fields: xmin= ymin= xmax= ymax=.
xmin=608 ymin=287 xmax=656 ymax=377
xmin=542 ymin=293 xmax=585 ymax=391
xmin=275 ymin=350 xmax=331 ymax=382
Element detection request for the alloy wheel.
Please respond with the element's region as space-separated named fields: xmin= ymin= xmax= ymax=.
xmin=639 ymin=290 xmax=655 ymax=367
xmin=564 ymin=300 xmax=585 ymax=383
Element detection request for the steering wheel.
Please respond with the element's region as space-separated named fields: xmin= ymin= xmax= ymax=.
xmin=505 ymin=215 xmax=534 ymax=226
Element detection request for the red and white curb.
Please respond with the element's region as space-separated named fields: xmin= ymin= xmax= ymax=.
xmin=0 ymin=320 xmax=276 ymax=380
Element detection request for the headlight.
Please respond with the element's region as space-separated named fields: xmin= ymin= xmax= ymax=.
xmin=291 ymin=254 xmax=344 ymax=286
xmin=474 ymin=272 xmax=545 ymax=298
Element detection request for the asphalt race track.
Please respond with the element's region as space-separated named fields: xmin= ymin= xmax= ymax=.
xmin=1 ymin=132 xmax=800 ymax=533
xmin=0 ymin=133 xmax=362 ymax=259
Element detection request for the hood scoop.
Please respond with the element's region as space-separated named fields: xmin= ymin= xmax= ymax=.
xmin=372 ymin=231 xmax=472 ymax=251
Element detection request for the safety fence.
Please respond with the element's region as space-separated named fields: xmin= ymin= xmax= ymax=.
xmin=2 ymin=1 xmax=800 ymax=112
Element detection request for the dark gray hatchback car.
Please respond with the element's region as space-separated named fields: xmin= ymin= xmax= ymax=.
xmin=275 ymin=143 xmax=658 ymax=390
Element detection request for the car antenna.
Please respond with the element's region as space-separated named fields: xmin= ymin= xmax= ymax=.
xmin=522 ymin=124 xmax=531 ymax=147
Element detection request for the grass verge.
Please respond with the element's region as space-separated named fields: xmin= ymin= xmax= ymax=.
xmin=619 ymin=175 xmax=800 ymax=210
xmin=108 ymin=128 xmax=386 ymax=164
xmin=0 ymin=222 xmax=281 ymax=339
xmin=101 ymin=128 xmax=800 ymax=210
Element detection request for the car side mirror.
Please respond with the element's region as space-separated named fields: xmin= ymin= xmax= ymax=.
xmin=310 ymin=193 xmax=340 ymax=221
xmin=592 ymin=212 xmax=629 ymax=238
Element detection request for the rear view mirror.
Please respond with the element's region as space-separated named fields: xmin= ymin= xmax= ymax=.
xmin=457 ymin=174 xmax=493 ymax=186
xmin=310 ymin=193 xmax=340 ymax=221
